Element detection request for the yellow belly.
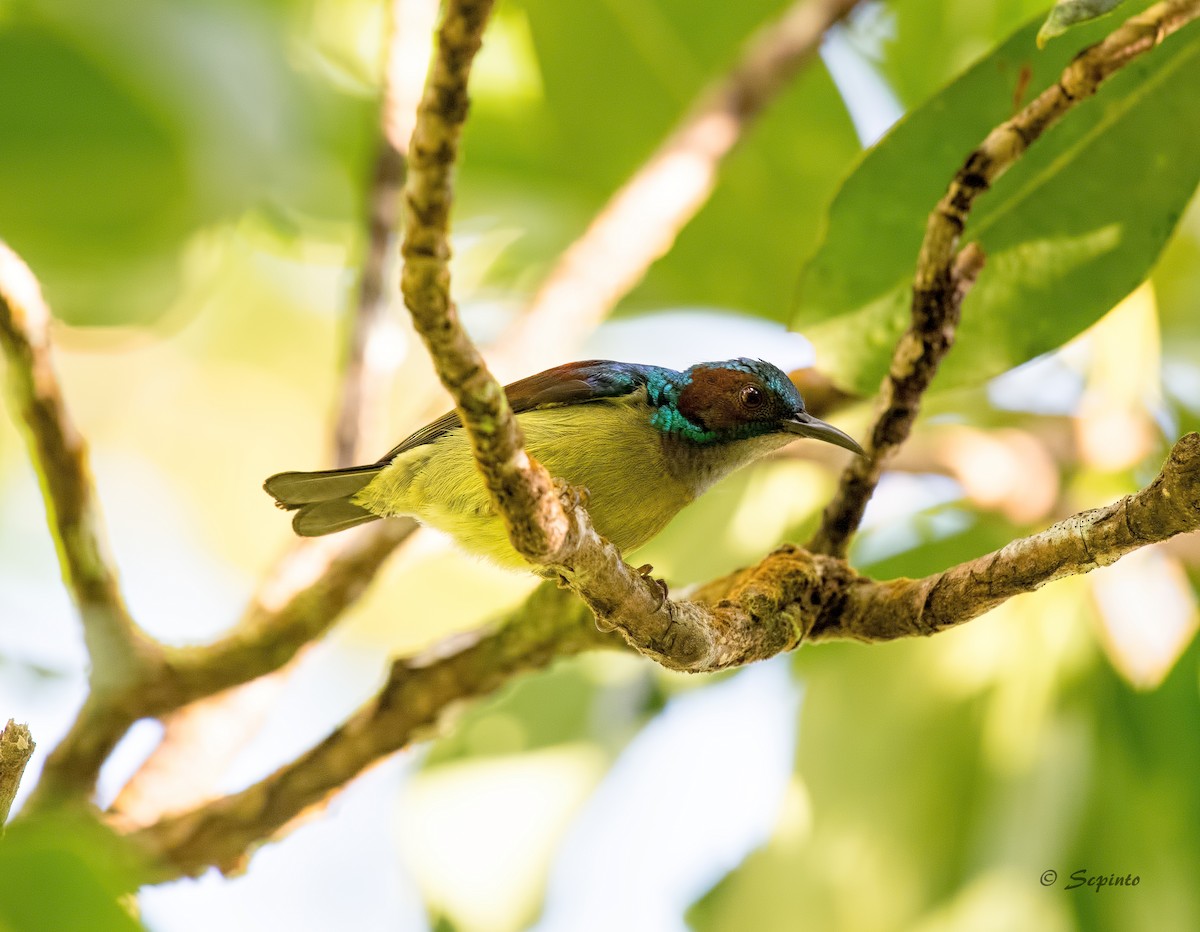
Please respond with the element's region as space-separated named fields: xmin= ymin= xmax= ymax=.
xmin=353 ymin=400 xmax=694 ymax=568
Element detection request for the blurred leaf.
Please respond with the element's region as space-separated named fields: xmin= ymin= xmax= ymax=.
xmin=0 ymin=814 xmax=145 ymax=932
xmin=461 ymin=0 xmax=860 ymax=321
xmin=1065 ymin=638 xmax=1200 ymax=932
xmin=795 ymin=14 xmax=1200 ymax=394
xmin=1038 ymin=0 xmax=1128 ymax=48
xmin=0 ymin=0 xmax=374 ymax=326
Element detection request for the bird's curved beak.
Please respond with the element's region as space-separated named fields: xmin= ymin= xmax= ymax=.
xmin=782 ymin=411 xmax=865 ymax=456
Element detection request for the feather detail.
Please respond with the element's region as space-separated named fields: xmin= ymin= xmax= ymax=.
xmin=373 ymin=360 xmax=665 ymax=465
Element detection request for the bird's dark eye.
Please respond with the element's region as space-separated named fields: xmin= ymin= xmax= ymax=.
xmin=740 ymin=385 xmax=765 ymax=409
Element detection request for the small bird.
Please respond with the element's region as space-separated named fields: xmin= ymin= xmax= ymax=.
xmin=264 ymin=358 xmax=863 ymax=568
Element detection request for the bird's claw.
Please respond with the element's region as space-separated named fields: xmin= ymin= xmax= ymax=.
xmin=554 ymin=479 xmax=590 ymax=512
xmin=635 ymin=563 xmax=670 ymax=609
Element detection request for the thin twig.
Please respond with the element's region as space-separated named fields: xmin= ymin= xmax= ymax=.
xmin=331 ymin=141 xmax=406 ymax=468
xmin=490 ymin=0 xmax=866 ymax=376
xmin=807 ymin=0 xmax=1200 ymax=558
xmin=0 ymin=720 xmax=35 ymax=828
xmin=332 ymin=0 xmax=438 ymax=466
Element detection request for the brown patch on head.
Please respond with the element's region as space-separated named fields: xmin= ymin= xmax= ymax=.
xmin=677 ymin=367 xmax=771 ymax=431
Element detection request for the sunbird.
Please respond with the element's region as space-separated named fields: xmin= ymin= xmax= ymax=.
xmin=265 ymin=358 xmax=863 ymax=568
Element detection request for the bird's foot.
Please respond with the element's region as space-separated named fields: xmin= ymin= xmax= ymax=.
xmin=554 ymin=479 xmax=590 ymax=512
xmin=635 ymin=563 xmax=670 ymax=609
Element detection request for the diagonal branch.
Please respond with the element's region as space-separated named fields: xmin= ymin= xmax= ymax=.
xmin=807 ymin=0 xmax=1200 ymax=558
xmin=0 ymin=243 xmax=170 ymax=810
xmin=0 ymin=244 xmax=161 ymax=684
xmin=400 ymin=0 xmax=576 ymax=563
xmin=491 ymin=0 xmax=867 ymax=375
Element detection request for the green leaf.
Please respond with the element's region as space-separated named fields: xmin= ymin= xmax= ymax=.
xmin=1038 ymin=0 xmax=1128 ymax=48
xmin=794 ymin=13 xmax=1200 ymax=396
xmin=0 ymin=814 xmax=146 ymax=932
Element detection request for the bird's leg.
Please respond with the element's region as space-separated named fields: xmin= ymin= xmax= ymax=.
xmin=554 ymin=478 xmax=590 ymax=514
xmin=635 ymin=563 xmax=670 ymax=610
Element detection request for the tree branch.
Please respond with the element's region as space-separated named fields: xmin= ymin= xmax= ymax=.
xmin=0 ymin=244 xmax=172 ymax=810
xmin=0 ymin=244 xmax=161 ymax=684
xmin=807 ymin=0 xmax=1200 ymax=558
xmin=491 ymin=0 xmax=867 ymax=375
xmin=331 ymin=140 xmax=406 ymax=469
xmin=817 ymin=432 xmax=1200 ymax=641
xmin=400 ymin=0 xmax=578 ymax=562
xmin=0 ymin=720 xmax=35 ymax=828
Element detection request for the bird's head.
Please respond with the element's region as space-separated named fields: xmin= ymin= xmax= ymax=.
xmin=647 ymin=358 xmax=863 ymax=455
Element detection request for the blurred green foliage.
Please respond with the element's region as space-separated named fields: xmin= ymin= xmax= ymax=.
xmin=0 ymin=814 xmax=145 ymax=931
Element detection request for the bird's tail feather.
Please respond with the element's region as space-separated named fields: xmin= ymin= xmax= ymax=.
xmin=264 ymin=466 xmax=383 ymax=537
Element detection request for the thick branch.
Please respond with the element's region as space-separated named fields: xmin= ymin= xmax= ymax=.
xmin=400 ymin=0 xmax=576 ymax=562
xmin=807 ymin=0 xmax=1200 ymax=558
xmin=491 ymin=0 xmax=866 ymax=374
xmin=0 ymin=244 xmax=160 ymax=684
xmin=0 ymin=720 xmax=35 ymax=827
xmin=820 ymin=432 xmax=1200 ymax=640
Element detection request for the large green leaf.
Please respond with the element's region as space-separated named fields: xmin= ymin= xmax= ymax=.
xmin=794 ymin=12 xmax=1200 ymax=395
